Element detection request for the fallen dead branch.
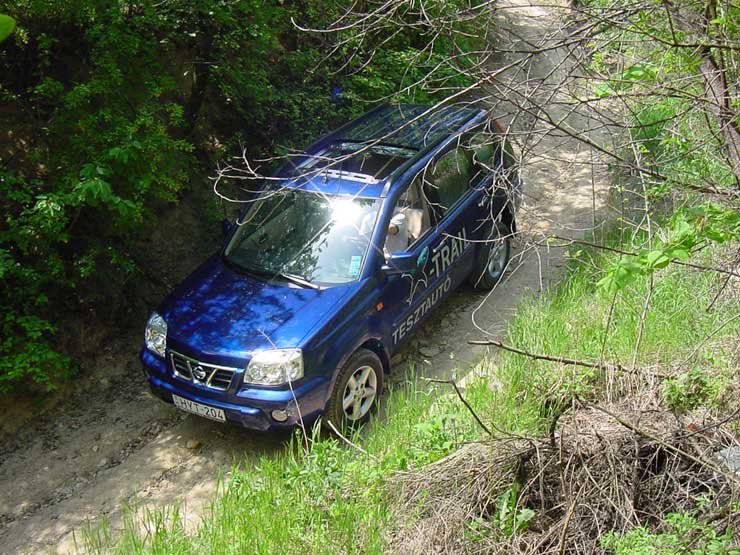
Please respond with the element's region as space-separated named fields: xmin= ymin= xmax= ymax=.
xmin=467 ymin=338 xmax=670 ymax=379
xmin=583 ymin=401 xmax=740 ymax=485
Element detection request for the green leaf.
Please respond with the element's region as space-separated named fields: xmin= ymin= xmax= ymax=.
xmin=594 ymin=82 xmax=614 ymax=98
xmin=0 ymin=14 xmax=15 ymax=44
xmin=597 ymin=261 xmax=641 ymax=292
xmin=622 ymin=64 xmax=655 ymax=82
xmin=644 ymin=250 xmax=671 ymax=270
xmin=665 ymin=247 xmax=689 ymax=261
xmin=514 ymin=508 xmax=535 ymax=532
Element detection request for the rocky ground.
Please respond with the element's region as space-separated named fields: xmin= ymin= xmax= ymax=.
xmin=0 ymin=1 xmax=612 ymax=553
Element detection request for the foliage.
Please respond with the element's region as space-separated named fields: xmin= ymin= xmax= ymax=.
xmin=597 ymin=204 xmax=739 ymax=293
xmin=466 ymin=484 xmax=535 ymax=541
xmin=663 ymin=365 xmax=729 ymax=412
xmin=495 ymin=230 xmax=738 ymax=432
xmin=0 ymin=0 xmax=480 ymax=393
xmin=0 ymin=168 xmax=72 ymax=393
xmin=0 ymin=13 xmax=14 ymax=43
xmin=408 ymin=396 xmax=470 ymax=466
xmin=581 ymin=0 xmax=739 ymax=293
xmin=601 ymin=511 xmax=738 ymax=555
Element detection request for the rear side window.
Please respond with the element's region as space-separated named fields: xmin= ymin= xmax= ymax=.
xmin=423 ymin=146 xmax=473 ymax=218
xmin=463 ymin=129 xmax=518 ymax=190
xmin=466 ymin=131 xmax=501 ymax=173
xmin=418 ymin=126 xmax=518 ymax=220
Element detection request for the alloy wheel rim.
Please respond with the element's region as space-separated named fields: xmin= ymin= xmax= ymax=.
xmin=487 ymin=237 xmax=508 ymax=279
xmin=342 ymin=365 xmax=378 ymax=421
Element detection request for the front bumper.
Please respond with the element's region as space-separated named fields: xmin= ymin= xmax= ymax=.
xmin=141 ymin=349 xmax=328 ymax=431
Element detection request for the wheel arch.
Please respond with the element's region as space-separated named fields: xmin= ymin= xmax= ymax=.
xmin=358 ymin=338 xmax=391 ymax=375
xmin=323 ymin=335 xmax=390 ymax=405
xmin=501 ymin=204 xmax=517 ymax=234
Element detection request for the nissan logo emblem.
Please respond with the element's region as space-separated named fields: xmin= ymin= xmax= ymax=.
xmin=192 ymin=365 xmax=207 ymax=381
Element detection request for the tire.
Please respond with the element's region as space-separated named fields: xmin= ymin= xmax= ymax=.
xmin=325 ymin=349 xmax=384 ymax=430
xmin=468 ymin=223 xmax=511 ymax=290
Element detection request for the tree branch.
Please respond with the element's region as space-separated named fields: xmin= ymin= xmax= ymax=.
xmin=468 ymin=338 xmax=670 ymax=379
xmin=540 ymin=235 xmax=740 ymax=279
xmin=424 ymin=378 xmax=492 ymax=436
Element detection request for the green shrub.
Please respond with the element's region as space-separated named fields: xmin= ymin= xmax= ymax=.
xmin=663 ymin=366 xmax=728 ymax=412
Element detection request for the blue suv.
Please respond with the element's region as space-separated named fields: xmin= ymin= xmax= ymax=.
xmin=141 ymin=104 xmax=521 ymax=431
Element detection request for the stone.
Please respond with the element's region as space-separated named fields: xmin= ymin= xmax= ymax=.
xmin=390 ymin=354 xmax=405 ymax=367
xmin=715 ymin=446 xmax=740 ymax=475
xmin=186 ymin=439 xmax=202 ymax=450
xmin=419 ymin=343 xmax=443 ymax=358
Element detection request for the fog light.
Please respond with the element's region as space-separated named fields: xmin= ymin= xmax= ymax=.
xmin=271 ymin=409 xmax=289 ymax=422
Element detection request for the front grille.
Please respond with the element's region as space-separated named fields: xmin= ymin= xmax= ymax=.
xmin=169 ymin=351 xmax=238 ymax=391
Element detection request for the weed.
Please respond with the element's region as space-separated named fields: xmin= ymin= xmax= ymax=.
xmin=601 ymin=511 xmax=738 ymax=555
xmin=663 ymin=366 xmax=728 ymax=412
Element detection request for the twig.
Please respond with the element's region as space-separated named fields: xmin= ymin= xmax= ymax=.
xmin=549 ymin=401 xmax=572 ymax=449
xmin=425 ymin=378 xmax=492 ymax=436
xmin=558 ymin=482 xmax=586 ymax=555
xmin=468 ymin=338 xmax=670 ymax=379
xmin=677 ymin=408 xmax=740 ymax=440
xmin=325 ymin=419 xmax=376 ymax=460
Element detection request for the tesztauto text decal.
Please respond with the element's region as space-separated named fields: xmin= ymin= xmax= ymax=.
xmin=393 ymin=275 xmax=451 ymax=344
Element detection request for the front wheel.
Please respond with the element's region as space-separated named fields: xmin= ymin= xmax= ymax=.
xmin=468 ymin=223 xmax=512 ymax=290
xmin=325 ymin=349 xmax=384 ymax=430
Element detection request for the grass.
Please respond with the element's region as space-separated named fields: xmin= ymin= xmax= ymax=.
xmin=78 ymin=376 xmax=487 ymax=555
xmin=79 ymin=233 xmax=738 ymax=554
xmin=490 ymin=235 xmax=738 ymax=435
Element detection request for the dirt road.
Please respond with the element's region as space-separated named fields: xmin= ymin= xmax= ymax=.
xmin=0 ymin=2 xmax=610 ymax=553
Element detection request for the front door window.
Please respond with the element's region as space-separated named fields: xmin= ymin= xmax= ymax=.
xmin=383 ymin=179 xmax=432 ymax=258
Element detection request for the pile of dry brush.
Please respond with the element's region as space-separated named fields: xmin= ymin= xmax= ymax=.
xmin=389 ymin=401 xmax=740 ymax=554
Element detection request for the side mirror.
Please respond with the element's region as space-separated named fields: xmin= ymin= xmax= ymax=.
xmin=382 ymin=247 xmax=429 ymax=276
xmin=221 ymin=219 xmax=234 ymax=237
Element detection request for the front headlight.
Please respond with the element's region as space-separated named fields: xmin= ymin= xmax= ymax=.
xmin=145 ymin=312 xmax=167 ymax=358
xmin=245 ymin=349 xmax=303 ymax=385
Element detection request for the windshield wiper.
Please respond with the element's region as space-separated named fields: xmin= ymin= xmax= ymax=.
xmin=222 ymin=256 xmax=252 ymax=275
xmin=223 ymin=257 xmax=319 ymax=289
xmin=277 ymin=272 xmax=320 ymax=290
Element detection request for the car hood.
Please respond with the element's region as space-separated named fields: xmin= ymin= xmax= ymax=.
xmin=160 ymin=256 xmax=356 ymax=360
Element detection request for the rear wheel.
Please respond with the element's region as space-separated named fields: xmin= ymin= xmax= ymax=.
xmin=468 ymin=223 xmax=511 ymax=290
xmin=325 ymin=349 xmax=384 ymax=430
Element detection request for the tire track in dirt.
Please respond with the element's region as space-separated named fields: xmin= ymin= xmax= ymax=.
xmin=0 ymin=2 xmax=611 ymax=552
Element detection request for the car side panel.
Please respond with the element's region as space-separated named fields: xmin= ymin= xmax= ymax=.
xmin=300 ymin=277 xmax=388 ymax=406
xmin=379 ymin=186 xmax=490 ymax=349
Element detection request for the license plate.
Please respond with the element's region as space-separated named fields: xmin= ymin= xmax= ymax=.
xmin=172 ymin=394 xmax=226 ymax=422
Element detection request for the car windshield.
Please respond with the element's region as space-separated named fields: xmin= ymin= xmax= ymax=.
xmin=223 ymin=187 xmax=381 ymax=285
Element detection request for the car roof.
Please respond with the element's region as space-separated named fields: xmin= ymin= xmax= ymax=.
xmin=339 ymin=104 xmax=481 ymax=150
xmin=278 ymin=103 xmax=486 ymax=199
